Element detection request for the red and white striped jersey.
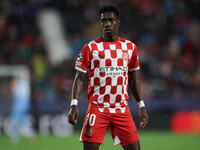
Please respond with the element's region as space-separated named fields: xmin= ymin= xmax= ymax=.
xmin=75 ymin=37 xmax=140 ymax=113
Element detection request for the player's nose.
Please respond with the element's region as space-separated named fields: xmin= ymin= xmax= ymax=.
xmin=104 ymin=20 xmax=111 ymax=27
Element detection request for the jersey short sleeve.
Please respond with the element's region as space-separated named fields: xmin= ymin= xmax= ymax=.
xmin=75 ymin=44 xmax=91 ymax=73
xmin=128 ymin=44 xmax=140 ymax=72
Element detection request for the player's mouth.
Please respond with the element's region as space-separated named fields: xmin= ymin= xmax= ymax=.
xmin=104 ymin=29 xmax=112 ymax=33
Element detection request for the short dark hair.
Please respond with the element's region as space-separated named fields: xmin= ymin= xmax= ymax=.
xmin=99 ymin=5 xmax=120 ymax=20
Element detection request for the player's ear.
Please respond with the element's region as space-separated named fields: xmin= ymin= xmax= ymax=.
xmin=118 ymin=20 xmax=121 ymax=27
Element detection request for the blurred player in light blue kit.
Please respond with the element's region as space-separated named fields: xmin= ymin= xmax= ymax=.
xmin=10 ymin=76 xmax=36 ymax=143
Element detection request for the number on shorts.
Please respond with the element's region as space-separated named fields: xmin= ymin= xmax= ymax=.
xmin=85 ymin=113 xmax=96 ymax=126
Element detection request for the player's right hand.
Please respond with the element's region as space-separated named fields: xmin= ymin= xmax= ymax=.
xmin=68 ymin=105 xmax=79 ymax=125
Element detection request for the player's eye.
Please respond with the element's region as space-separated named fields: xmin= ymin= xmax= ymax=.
xmin=101 ymin=19 xmax=106 ymax=23
xmin=108 ymin=18 xmax=114 ymax=22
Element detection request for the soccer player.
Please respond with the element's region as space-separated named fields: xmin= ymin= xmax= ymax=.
xmin=10 ymin=77 xmax=37 ymax=143
xmin=68 ymin=5 xmax=148 ymax=150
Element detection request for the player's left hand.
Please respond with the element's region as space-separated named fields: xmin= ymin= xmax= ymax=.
xmin=139 ymin=107 xmax=148 ymax=128
xmin=68 ymin=105 xmax=79 ymax=125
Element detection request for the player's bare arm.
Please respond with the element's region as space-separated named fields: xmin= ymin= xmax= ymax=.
xmin=128 ymin=71 xmax=149 ymax=128
xmin=68 ymin=70 xmax=86 ymax=125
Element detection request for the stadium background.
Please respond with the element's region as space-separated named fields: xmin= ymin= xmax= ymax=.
xmin=0 ymin=0 xmax=200 ymax=144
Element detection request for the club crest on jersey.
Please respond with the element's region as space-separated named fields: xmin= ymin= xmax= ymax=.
xmin=122 ymin=52 xmax=129 ymax=61
xmin=77 ymin=53 xmax=83 ymax=61
xmin=84 ymin=127 xmax=94 ymax=137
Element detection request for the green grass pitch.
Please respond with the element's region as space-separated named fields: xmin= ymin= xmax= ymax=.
xmin=0 ymin=130 xmax=199 ymax=150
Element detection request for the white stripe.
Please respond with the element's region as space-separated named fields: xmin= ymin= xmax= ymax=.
xmin=111 ymin=77 xmax=118 ymax=86
xmin=117 ymin=85 xmax=122 ymax=94
xmin=120 ymin=107 xmax=126 ymax=113
xmin=97 ymin=95 xmax=104 ymax=103
xmin=128 ymin=50 xmax=133 ymax=59
xmin=104 ymin=86 xmax=111 ymax=96
xmin=116 ymin=49 xmax=122 ymax=57
xmin=96 ymin=42 xmax=104 ymax=51
xmin=109 ymin=108 xmax=116 ymax=113
xmin=88 ymin=40 xmax=97 ymax=51
xmin=100 ymin=77 xmax=106 ymax=86
xmin=132 ymin=43 xmax=135 ymax=50
xmin=79 ymin=126 xmax=84 ymax=142
xmin=93 ymin=86 xmax=99 ymax=96
xmin=129 ymin=66 xmax=140 ymax=71
xmin=110 ymin=44 xmax=116 ymax=50
xmin=105 ymin=49 xmax=111 ymax=58
xmin=121 ymin=42 xmax=127 ymax=50
xmin=110 ymin=94 xmax=116 ymax=104
xmin=75 ymin=66 xmax=87 ymax=73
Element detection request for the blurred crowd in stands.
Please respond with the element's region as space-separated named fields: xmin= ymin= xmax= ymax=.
xmin=0 ymin=0 xmax=200 ymax=106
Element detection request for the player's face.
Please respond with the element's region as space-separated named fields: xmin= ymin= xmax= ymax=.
xmin=100 ymin=12 xmax=120 ymax=38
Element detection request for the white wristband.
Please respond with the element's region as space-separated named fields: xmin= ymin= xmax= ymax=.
xmin=137 ymin=100 xmax=145 ymax=108
xmin=70 ymin=99 xmax=78 ymax=106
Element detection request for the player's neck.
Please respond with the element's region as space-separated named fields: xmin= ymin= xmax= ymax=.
xmin=102 ymin=34 xmax=118 ymax=42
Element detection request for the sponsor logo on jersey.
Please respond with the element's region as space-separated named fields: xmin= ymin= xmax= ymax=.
xmin=99 ymin=66 xmax=127 ymax=72
xmin=99 ymin=66 xmax=127 ymax=76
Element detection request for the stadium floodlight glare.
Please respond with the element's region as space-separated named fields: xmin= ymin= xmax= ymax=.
xmin=37 ymin=9 xmax=71 ymax=66
xmin=0 ymin=65 xmax=30 ymax=81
